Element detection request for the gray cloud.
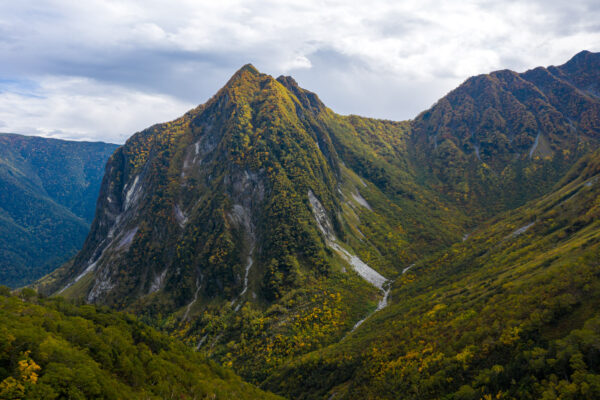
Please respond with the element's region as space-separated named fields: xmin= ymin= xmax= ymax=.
xmin=0 ymin=0 xmax=598 ymax=143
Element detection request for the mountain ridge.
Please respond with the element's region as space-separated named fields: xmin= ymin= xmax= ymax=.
xmin=409 ymin=50 xmax=600 ymax=216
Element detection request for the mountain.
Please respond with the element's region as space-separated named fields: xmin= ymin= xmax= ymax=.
xmin=264 ymin=148 xmax=600 ymax=399
xmin=0 ymin=287 xmax=281 ymax=399
xmin=411 ymin=50 xmax=600 ymax=216
xmin=36 ymin=51 xmax=600 ymax=397
xmin=0 ymin=134 xmax=118 ymax=287
xmin=35 ymin=65 xmax=472 ymax=306
xmin=36 ymin=63 xmax=468 ymax=381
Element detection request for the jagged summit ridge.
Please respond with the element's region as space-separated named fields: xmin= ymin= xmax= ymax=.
xmin=39 ymin=51 xmax=600 ymax=312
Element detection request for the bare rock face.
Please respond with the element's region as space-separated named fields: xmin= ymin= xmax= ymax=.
xmin=40 ymin=65 xmax=351 ymax=315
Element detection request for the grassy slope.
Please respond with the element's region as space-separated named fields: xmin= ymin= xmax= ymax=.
xmin=265 ymin=149 xmax=600 ymax=399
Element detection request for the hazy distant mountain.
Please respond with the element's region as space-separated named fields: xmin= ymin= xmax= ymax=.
xmin=0 ymin=133 xmax=118 ymax=287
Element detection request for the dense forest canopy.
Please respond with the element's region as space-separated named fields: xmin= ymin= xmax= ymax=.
xmin=0 ymin=134 xmax=118 ymax=288
xmin=0 ymin=287 xmax=281 ymax=399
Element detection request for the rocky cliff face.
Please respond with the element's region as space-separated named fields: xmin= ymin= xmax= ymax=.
xmin=40 ymin=65 xmax=421 ymax=316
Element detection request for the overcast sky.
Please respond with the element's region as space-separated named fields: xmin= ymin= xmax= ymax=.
xmin=0 ymin=0 xmax=598 ymax=143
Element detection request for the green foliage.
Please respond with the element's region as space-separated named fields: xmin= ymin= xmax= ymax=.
xmin=0 ymin=290 xmax=281 ymax=399
xmin=31 ymin=55 xmax=600 ymax=399
xmin=0 ymin=133 xmax=118 ymax=288
xmin=264 ymin=149 xmax=600 ymax=399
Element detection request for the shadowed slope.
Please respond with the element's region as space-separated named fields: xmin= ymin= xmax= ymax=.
xmin=0 ymin=134 xmax=118 ymax=287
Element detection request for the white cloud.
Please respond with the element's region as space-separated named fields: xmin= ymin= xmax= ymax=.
xmin=0 ymin=0 xmax=598 ymax=142
xmin=0 ymin=77 xmax=193 ymax=143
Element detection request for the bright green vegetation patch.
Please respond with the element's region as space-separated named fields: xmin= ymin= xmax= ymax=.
xmin=0 ymin=288 xmax=281 ymax=399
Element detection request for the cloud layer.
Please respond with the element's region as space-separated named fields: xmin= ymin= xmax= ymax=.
xmin=0 ymin=0 xmax=598 ymax=143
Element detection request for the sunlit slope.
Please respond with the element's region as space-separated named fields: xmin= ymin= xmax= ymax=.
xmin=266 ymin=148 xmax=600 ymax=399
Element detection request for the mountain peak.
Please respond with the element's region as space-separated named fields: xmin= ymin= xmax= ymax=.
xmin=41 ymin=61 xmax=342 ymax=307
xmin=227 ymin=63 xmax=261 ymax=84
xmin=218 ymin=63 xmax=264 ymax=96
xmin=557 ymin=50 xmax=600 ymax=95
xmin=276 ymin=75 xmax=299 ymax=87
xmin=560 ymin=50 xmax=599 ymax=71
xmin=236 ymin=63 xmax=260 ymax=75
xmin=568 ymin=49 xmax=593 ymax=61
xmin=277 ymin=75 xmax=325 ymax=112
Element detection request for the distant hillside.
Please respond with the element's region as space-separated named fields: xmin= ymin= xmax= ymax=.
xmin=0 ymin=287 xmax=281 ymax=399
xmin=0 ymin=133 xmax=118 ymax=287
xmin=411 ymin=50 xmax=600 ymax=216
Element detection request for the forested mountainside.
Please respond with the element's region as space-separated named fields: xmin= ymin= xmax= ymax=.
xmin=33 ymin=51 xmax=600 ymax=399
xmin=32 ymin=64 xmax=466 ymax=385
xmin=266 ymin=148 xmax=600 ymax=399
xmin=0 ymin=287 xmax=281 ymax=399
xmin=0 ymin=134 xmax=118 ymax=287
xmin=411 ymin=50 xmax=600 ymax=217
